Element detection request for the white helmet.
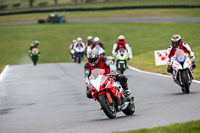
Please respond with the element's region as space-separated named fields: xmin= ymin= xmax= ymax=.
xmin=77 ymin=37 xmax=82 ymax=42
xmin=94 ymin=37 xmax=100 ymax=43
xmin=118 ymin=35 xmax=125 ymax=41
xmin=34 ymin=40 xmax=39 ymax=46
xmin=87 ymin=36 xmax=93 ymax=40
xmin=72 ymin=40 xmax=76 ymax=43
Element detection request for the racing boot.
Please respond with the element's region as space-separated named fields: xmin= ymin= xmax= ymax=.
xmin=122 ymin=83 xmax=131 ymax=97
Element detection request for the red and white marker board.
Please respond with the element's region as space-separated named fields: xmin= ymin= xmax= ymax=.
xmin=154 ymin=50 xmax=168 ymax=66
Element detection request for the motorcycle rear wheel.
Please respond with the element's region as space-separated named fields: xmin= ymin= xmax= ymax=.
xmin=99 ymin=93 xmax=116 ymax=119
xmin=181 ymin=73 xmax=190 ymax=94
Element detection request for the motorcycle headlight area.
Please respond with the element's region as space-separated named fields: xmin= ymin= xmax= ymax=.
xmin=176 ymin=56 xmax=186 ymax=63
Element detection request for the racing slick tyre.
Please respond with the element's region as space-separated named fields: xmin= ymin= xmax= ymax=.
xmin=120 ymin=63 xmax=124 ymax=74
xmin=99 ymin=93 xmax=116 ymax=119
xmin=33 ymin=57 xmax=37 ymax=66
xmin=122 ymin=101 xmax=135 ymax=115
xmin=181 ymin=72 xmax=190 ymax=94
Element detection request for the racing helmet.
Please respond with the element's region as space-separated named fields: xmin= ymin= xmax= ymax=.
xmin=87 ymin=36 xmax=93 ymax=43
xmin=94 ymin=37 xmax=100 ymax=44
xmin=87 ymin=36 xmax=93 ymax=41
xmin=118 ymin=35 xmax=125 ymax=42
xmin=171 ymin=35 xmax=181 ymax=48
xmin=34 ymin=40 xmax=39 ymax=46
xmin=87 ymin=49 xmax=100 ymax=66
xmin=77 ymin=37 xmax=82 ymax=42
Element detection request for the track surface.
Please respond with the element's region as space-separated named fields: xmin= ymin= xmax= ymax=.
xmin=0 ymin=63 xmax=200 ymax=133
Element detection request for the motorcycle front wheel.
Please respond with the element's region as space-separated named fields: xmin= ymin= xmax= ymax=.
xmin=120 ymin=63 xmax=125 ymax=74
xmin=99 ymin=93 xmax=116 ymax=119
xmin=122 ymin=99 xmax=135 ymax=116
xmin=32 ymin=56 xmax=38 ymax=66
xmin=181 ymin=72 xmax=190 ymax=94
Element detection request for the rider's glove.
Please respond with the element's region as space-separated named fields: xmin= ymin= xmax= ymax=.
xmin=167 ymin=60 xmax=172 ymax=66
xmin=191 ymin=56 xmax=195 ymax=63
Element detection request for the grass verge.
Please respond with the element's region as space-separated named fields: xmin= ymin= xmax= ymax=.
xmin=113 ymin=120 xmax=200 ymax=133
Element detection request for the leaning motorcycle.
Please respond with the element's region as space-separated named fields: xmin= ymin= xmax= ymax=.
xmin=85 ymin=68 xmax=135 ymax=119
xmin=115 ymin=48 xmax=129 ymax=74
xmin=30 ymin=48 xmax=39 ymax=66
xmin=172 ymin=49 xmax=193 ymax=93
xmin=74 ymin=45 xmax=84 ymax=63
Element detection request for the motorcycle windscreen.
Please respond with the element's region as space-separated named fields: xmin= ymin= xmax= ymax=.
xmin=90 ymin=75 xmax=108 ymax=92
xmin=90 ymin=69 xmax=108 ymax=91
xmin=91 ymin=69 xmax=105 ymax=79
xmin=175 ymin=49 xmax=186 ymax=63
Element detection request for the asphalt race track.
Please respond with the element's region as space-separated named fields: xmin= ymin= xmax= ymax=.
xmin=0 ymin=63 xmax=200 ymax=133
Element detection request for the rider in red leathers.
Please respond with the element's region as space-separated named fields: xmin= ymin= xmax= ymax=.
xmin=85 ymin=36 xmax=94 ymax=57
xmin=84 ymin=49 xmax=131 ymax=99
xmin=167 ymin=35 xmax=196 ymax=80
xmin=86 ymin=36 xmax=94 ymax=47
xmin=112 ymin=35 xmax=131 ymax=59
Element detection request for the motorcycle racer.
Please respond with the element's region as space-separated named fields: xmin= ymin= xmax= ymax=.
xmin=167 ymin=34 xmax=196 ymax=76
xmin=112 ymin=35 xmax=131 ymax=59
xmin=86 ymin=36 xmax=94 ymax=47
xmin=85 ymin=36 xmax=94 ymax=57
xmin=91 ymin=37 xmax=105 ymax=50
xmin=29 ymin=40 xmax=40 ymax=56
xmin=73 ymin=37 xmax=85 ymax=51
xmin=84 ymin=49 xmax=131 ymax=99
xmin=69 ymin=40 xmax=77 ymax=62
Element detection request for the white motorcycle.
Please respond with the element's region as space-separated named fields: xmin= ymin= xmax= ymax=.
xmin=74 ymin=45 xmax=84 ymax=63
xmin=87 ymin=45 xmax=105 ymax=56
xmin=172 ymin=49 xmax=193 ymax=93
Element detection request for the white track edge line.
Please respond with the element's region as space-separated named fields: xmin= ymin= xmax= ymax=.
xmin=128 ymin=65 xmax=200 ymax=84
xmin=0 ymin=65 xmax=9 ymax=81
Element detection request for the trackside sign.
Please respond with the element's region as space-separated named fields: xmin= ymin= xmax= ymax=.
xmin=154 ymin=50 xmax=168 ymax=66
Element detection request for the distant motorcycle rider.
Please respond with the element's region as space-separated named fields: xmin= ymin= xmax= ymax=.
xmin=73 ymin=37 xmax=85 ymax=51
xmin=29 ymin=40 xmax=40 ymax=56
xmin=86 ymin=36 xmax=94 ymax=47
xmin=84 ymin=49 xmax=131 ymax=99
xmin=167 ymin=35 xmax=196 ymax=77
xmin=69 ymin=40 xmax=77 ymax=62
xmin=85 ymin=36 xmax=94 ymax=56
xmin=91 ymin=37 xmax=105 ymax=50
xmin=112 ymin=35 xmax=131 ymax=59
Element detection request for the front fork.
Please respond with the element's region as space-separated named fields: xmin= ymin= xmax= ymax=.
xmin=178 ymin=70 xmax=192 ymax=85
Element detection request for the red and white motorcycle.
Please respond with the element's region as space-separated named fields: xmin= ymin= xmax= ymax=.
xmin=172 ymin=49 xmax=194 ymax=93
xmin=85 ymin=69 xmax=135 ymax=119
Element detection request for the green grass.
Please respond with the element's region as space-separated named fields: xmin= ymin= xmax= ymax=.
xmin=113 ymin=120 xmax=200 ymax=133
xmin=0 ymin=22 xmax=199 ymax=79
xmin=0 ymin=0 xmax=200 ymax=13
